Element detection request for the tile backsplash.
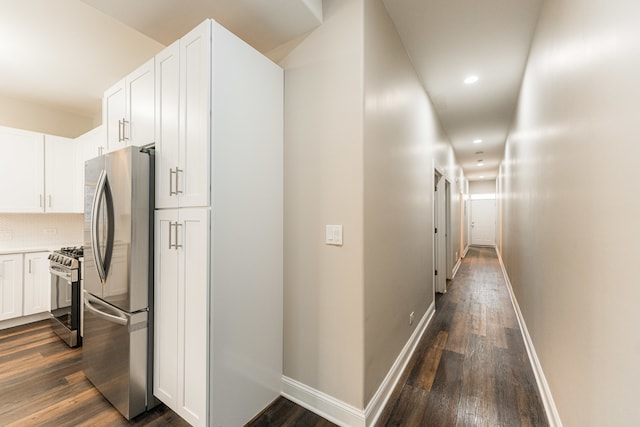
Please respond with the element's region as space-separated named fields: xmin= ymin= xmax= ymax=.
xmin=0 ymin=214 xmax=83 ymax=251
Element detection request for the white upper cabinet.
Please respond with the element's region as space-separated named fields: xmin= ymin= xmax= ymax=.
xmin=155 ymin=22 xmax=210 ymax=209
xmin=0 ymin=127 xmax=75 ymax=213
xmin=155 ymin=41 xmax=181 ymax=209
xmin=104 ymin=58 xmax=155 ymax=152
xmin=0 ymin=127 xmax=44 ymax=212
xmin=103 ymin=79 xmax=126 ymax=152
xmin=44 ymin=135 xmax=75 ymax=212
xmin=73 ymin=125 xmax=105 ymax=213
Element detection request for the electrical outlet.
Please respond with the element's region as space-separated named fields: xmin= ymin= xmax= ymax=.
xmin=409 ymin=311 xmax=415 ymax=326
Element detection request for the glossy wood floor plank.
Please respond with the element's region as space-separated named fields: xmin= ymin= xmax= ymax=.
xmin=377 ymin=246 xmax=548 ymax=427
xmin=0 ymin=320 xmax=189 ymax=427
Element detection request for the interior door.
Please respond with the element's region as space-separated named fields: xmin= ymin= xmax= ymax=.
xmin=471 ymin=198 xmax=496 ymax=246
xmin=434 ymin=172 xmax=446 ymax=293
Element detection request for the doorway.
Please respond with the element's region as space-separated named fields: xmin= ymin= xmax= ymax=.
xmin=470 ymin=196 xmax=496 ymax=246
xmin=433 ymin=170 xmax=449 ymax=293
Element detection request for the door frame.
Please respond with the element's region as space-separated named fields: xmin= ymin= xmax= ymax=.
xmin=433 ymin=167 xmax=448 ymax=294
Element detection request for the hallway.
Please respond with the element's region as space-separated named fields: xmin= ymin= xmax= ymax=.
xmin=251 ymin=246 xmax=549 ymax=426
xmin=376 ymin=246 xmax=548 ymax=426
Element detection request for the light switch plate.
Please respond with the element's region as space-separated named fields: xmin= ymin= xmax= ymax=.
xmin=325 ymin=225 xmax=343 ymax=246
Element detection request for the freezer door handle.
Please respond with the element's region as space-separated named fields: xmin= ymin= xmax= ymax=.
xmin=84 ymin=292 xmax=128 ymax=326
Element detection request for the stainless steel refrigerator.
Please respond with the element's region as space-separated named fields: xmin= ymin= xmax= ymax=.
xmin=83 ymin=146 xmax=155 ymax=420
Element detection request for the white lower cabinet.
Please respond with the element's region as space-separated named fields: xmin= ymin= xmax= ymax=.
xmin=154 ymin=208 xmax=208 ymax=426
xmin=23 ymin=252 xmax=51 ymax=316
xmin=0 ymin=254 xmax=24 ymax=321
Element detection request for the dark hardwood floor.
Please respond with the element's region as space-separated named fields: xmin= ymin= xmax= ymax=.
xmin=0 ymin=246 xmax=547 ymax=426
xmin=250 ymin=246 xmax=549 ymax=426
xmin=375 ymin=246 xmax=548 ymax=426
xmin=0 ymin=321 xmax=189 ymax=426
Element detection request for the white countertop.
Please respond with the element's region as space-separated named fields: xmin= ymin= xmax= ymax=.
xmin=0 ymin=244 xmax=82 ymax=255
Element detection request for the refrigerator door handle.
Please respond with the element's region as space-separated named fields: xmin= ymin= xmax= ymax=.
xmin=91 ymin=170 xmax=115 ymax=285
xmin=84 ymin=291 xmax=129 ymax=326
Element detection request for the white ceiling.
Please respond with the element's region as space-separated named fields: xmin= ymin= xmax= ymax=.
xmin=383 ymin=0 xmax=543 ymax=180
xmin=0 ymin=0 xmax=542 ymax=180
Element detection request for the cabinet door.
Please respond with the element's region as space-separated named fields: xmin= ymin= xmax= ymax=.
xmin=179 ymin=21 xmax=211 ymax=208
xmin=45 ymin=135 xmax=75 ymax=212
xmin=0 ymin=254 xmax=23 ymax=321
xmin=103 ymin=78 xmax=126 ymax=152
xmin=23 ymin=252 xmax=51 ymax=315
xmin=0 ymin=127 xmax=44 ymax=213
xmin=153 ymin=208 xmax=208 ymax=426
xmin=127 ymin=58 xmax=155 ymax=147
xmin=177 ymin=208 xmax=208 ymax=426
xmin=155 ymin=42 xmax=180 ymax=209
xmin=154 ymin=209 xmax=180 ymax=407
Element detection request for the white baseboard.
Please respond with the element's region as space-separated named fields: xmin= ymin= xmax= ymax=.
xmin=281 ymin=376 xmax=366 ymax=427
xmin=463 ymin=244 xmax=470 ymax=257
xmin=364 ymin=302 xmax=435 ymax=426
xmin=281 ymin=302 xmax=436 ymax=427
xmin=495 ymin=248 xmax=563 ymax=427
xmin=451 ymin=258 xmax=461 ymax=278
xmin=0 ymin=312 xmax=50 ymax=331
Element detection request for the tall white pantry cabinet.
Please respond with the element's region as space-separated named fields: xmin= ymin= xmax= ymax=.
xmin=153 ymin=20 xmax=283 ymax=427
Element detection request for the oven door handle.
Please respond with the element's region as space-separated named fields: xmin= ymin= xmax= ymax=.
xmin=84 ymin=292 xmax=128 ymax=326
xmin=90 ymin=170 xmax=115 ymax=285
xmin=49 ymin=265 xmax=73 ymax=281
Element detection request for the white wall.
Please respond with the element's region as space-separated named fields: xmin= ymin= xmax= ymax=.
xmin=280 ymin=0 xmax=466 ymax=412
xmin=469 ymin=179 xmax=496 ymax=195
xmin=280 ymin=0 xmax=365 ymax=408
xmin=363 ymin=0 xmax=463 ymax=404
xmin=499 ymin=0 xmax=640 ymax=424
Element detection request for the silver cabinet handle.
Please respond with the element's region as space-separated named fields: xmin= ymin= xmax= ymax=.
xmin=48 ymin=195 xmax=52 ymax=208
xmin=28 ymin=259 xmax=32 ymax=274
xmin=118 ymin=118 xmax=129 ymax=142
xmin=175 ymin=167 xmax=183 ymax=194
xmin=169 ymin=168 xmax=177 ymax=196
xmin=122 ymin=119 xmax=129 ymax=141
xmin=175 ymin=222 xmax=183 ymax=249
xmin=168 ymin=221 xmax=174 ymax=249
xmin=39 ymin=194 xmax=43 ymax=208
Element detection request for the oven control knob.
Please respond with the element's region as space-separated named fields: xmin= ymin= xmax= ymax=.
xmin=48 ymin=254 xmax=52 ymax=260
xmin=66 ymin=259 xmax=72 ymax=266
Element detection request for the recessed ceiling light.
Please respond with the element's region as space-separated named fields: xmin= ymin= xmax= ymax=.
xmin=477 ymin=160 xmax=484 ymax=166
xmin=473 ymin=139 xmax=483 ymax=144
xmin=464 ymin=75 xmax=479 ymax=84
xmin=480 ymin=176 xmax=485 ymax=179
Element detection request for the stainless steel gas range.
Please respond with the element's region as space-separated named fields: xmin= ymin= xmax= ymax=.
xmin=49 ymin=246 xmax=83 ymax=347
